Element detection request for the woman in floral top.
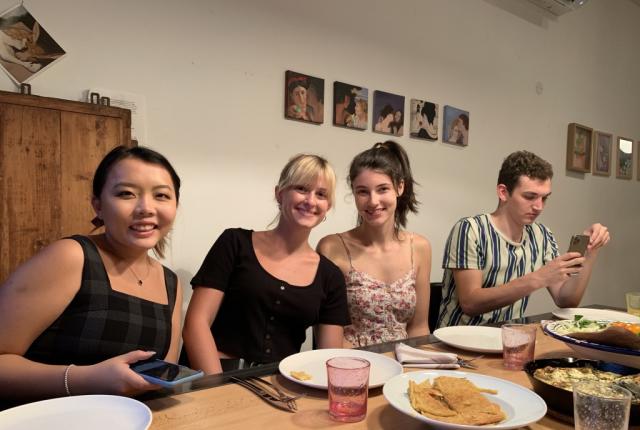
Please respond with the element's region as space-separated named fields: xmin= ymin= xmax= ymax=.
xmin=317 ymin=141 xmax=431 ymax=347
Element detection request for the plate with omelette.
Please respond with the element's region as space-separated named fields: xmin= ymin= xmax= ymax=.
xmin=383 ymin=370 xmax=547 ymax=429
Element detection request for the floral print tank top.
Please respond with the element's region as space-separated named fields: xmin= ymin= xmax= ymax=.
xmin=338 ymin=234 xmax=416 ymax=347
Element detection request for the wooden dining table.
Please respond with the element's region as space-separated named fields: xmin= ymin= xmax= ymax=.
xmin=142 ymin=312 xmax=632 ymax=429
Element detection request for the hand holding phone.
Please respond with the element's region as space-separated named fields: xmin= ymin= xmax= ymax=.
xmin=130 ymin=359 xmax=204 ymax=388
xmin=567 ymin=234 xmax=590 ymax=256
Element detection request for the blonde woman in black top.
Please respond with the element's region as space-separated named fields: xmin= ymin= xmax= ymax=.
xmin=182 ymin=154 xmax=350 ymax=374
xmin=0 ymin=146 xmax=182 ymax=404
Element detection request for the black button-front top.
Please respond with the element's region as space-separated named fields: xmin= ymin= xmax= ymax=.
xmin=190 ymin=228 xmax=350 ymax=363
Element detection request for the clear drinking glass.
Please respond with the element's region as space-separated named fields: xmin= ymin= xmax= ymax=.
xmin=625 ymin=292 xmax=640 ymax=317
xmin=326 ymin=357 xmax=370 ymax=422
xmin=501 ymin=323 xmax=536 ymax=370
xmin=573 ymin=380 xmax=631 ymax=430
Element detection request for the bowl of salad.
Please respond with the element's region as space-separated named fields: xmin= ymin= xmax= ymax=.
xmin=543 ymin=316 xmax=640 ymax=368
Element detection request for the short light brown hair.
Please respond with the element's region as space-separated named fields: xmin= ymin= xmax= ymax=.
xmin=498 ymin=150 xmax=553 ymax=193
xmin=277 ymin=154 xmax=336 ymax=208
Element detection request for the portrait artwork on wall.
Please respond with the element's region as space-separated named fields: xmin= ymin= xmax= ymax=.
xmin=372 ymin=90 xmax=404 ymax=136
xmin=284 ymin=70 xmax=324 ymax=124
xmin=592 ymin=131 xmax=612 ymax=176
xmin=443 ymin=105 xmax=469 ymax=146
xmin=566 ymin=123 xmax=592 ymax=173
xmin=333 ymin=82 xmax=368 ymax=130
xmin=616 ymin=136 xmax=633 ymax=180
xmin=409 ymin=99 xmax=438 ymax=141
xmin=0 ymin=4 xmax=66 ymax=84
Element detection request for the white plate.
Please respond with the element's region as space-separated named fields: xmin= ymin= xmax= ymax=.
xmin=433 ymin=326 xmax=503 ymax=353
xmin=383 ymin=370 xmax=547 ymax=429
xmin=278 ymin=348 xmax=403 ymax=389
xmin=552 ymin=307 xmax=640 ymax=323
xmin=543 ymin=320 xmax=640 ymax=368
xmin=0 ymin=395 xmax=152 ymax=430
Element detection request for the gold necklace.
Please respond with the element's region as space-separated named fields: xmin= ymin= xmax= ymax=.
xmin=128 ymin=258 xmax=151 ymax=286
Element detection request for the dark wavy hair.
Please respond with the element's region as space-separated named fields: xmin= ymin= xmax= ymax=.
xmin=498 ymin=150 xmax=553 ymax=193
xmin=92 ymin=145 xmax=181 ymax=258
xmin=348 ymin=140 xmax=419 ymax=235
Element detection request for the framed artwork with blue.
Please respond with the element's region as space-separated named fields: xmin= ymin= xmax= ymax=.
xmin=372 ymin=90 xmax=404 ymax=136
xmin=443 ymin=105 xmax=469 ymax=146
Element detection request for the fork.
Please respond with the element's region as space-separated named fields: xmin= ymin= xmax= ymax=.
xmin=230 ymin=376 xmax=297 ymax=412
xmin=457 ymin=355 xmax=484 ymax=369
xmin=246 ymin=376 xmax=305 ymax=411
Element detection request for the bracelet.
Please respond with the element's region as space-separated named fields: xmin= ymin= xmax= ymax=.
xmin=64 ymin=364 xmax=74 ymax=396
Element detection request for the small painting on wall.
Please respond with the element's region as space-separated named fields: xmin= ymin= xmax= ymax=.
xmin=0 ymin=4 xmax=66 ymax=84
xmin=592 ymin=131 xmax=612 ymax=176
xmin=566 ymin=123 xmax=592 ymax=173
xmin=637 ymin=141 xmax=640 ymax=181
xmin=409 ymin=99 xmax=438 ymax=141
xmin=616 ymin=137 xmax=633 ymax=179
xmin=443 ymin=105 xmax=469 ymax=146
xmin=285 ymin=70 xmax=324 ymax=124
xmin=333 ymin=82 xmax=368 ymax=130
xmin=372 ymin=90 xmax=404 ymax=136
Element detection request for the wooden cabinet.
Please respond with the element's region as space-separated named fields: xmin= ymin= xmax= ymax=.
xmin=0 ymin=90 xmax=131 ymax=282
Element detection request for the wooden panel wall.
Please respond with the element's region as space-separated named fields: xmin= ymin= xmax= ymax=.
xmin=60 ymin=112 xmax=124 ymax=236
xmin=0 ymin=104 xmax=61 ymax=280
xmin=0 ymin=90 xmax=131 ymax=283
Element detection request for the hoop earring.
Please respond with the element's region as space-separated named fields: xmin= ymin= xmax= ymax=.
xmin=322 ymin=216 xmax=327 ymax=222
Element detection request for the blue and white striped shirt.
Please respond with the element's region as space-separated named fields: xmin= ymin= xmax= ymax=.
xmin=437 ymin=214 xmax=558 ymax=327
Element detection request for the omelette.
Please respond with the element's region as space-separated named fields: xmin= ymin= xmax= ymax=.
xmin=408 ymin=376 xmax=506 ymax=425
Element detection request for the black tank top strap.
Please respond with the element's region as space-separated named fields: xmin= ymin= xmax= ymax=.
xmin=67 ymin=234 xmax=111 ymax=293
xmin=162 ymin=266 xmax=178 ymax=316
xmin=69 ymin=234 xmax=177 ymax=313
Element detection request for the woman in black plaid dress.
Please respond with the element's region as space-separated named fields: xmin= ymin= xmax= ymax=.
xmin=0 ymin=146 xmax=183 ymax=404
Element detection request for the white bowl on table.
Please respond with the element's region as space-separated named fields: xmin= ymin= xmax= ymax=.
xmin=543 ymin=321 xmax=640 ymax=368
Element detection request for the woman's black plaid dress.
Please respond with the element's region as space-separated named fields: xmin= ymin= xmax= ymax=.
xmin=24 ymin=235 xmax=177 ymax=365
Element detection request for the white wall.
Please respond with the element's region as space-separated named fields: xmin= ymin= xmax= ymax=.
xmin=3 ymin=0 xmax=639 ymax=318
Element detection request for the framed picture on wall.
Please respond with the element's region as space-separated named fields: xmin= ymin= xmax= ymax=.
xmin=0 ymin=4 xmax=66 ymax=84
xmin=284 ymin=70 xmax=324 ymax=124
xmin=443 ymin=105 xmax=469 ymax=146
xmin=372 ymin=90 xmax=404 ymax=136
xmin=566 ymin=123 xmax=592 ymax=173
xmin=616 ymin=136 xmax=633 ymax=179
xmin=333 ymin=82 xmax=368 ymax=130
xmin=409 ymin=99 xmax=438 ymax=141
xmin=592 ymin=131 xmax=612 ymax=176
xmin=637 ymin=141 xmax=640 ymax=181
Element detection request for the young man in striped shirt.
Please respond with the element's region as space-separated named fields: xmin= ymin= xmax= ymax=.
xmin=437 ymin=151 xmax=610 ymax=327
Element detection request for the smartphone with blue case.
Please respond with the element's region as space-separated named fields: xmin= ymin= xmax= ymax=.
xmin=130 ymin=359 xmax=203 ymax=388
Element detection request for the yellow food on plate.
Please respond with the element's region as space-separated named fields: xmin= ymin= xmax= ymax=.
xmin=290 ymin=370 xmax=312 ymax=381
xmin=408 ymin=376 xmax=505 ymax=425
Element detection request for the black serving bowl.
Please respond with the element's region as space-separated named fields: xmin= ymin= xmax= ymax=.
xmin=524 ymin=357 xmax=640 ymax=425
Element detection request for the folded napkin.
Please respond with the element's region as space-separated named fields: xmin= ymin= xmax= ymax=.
xmin=395 ymin=343 xmax=460 ymax=369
